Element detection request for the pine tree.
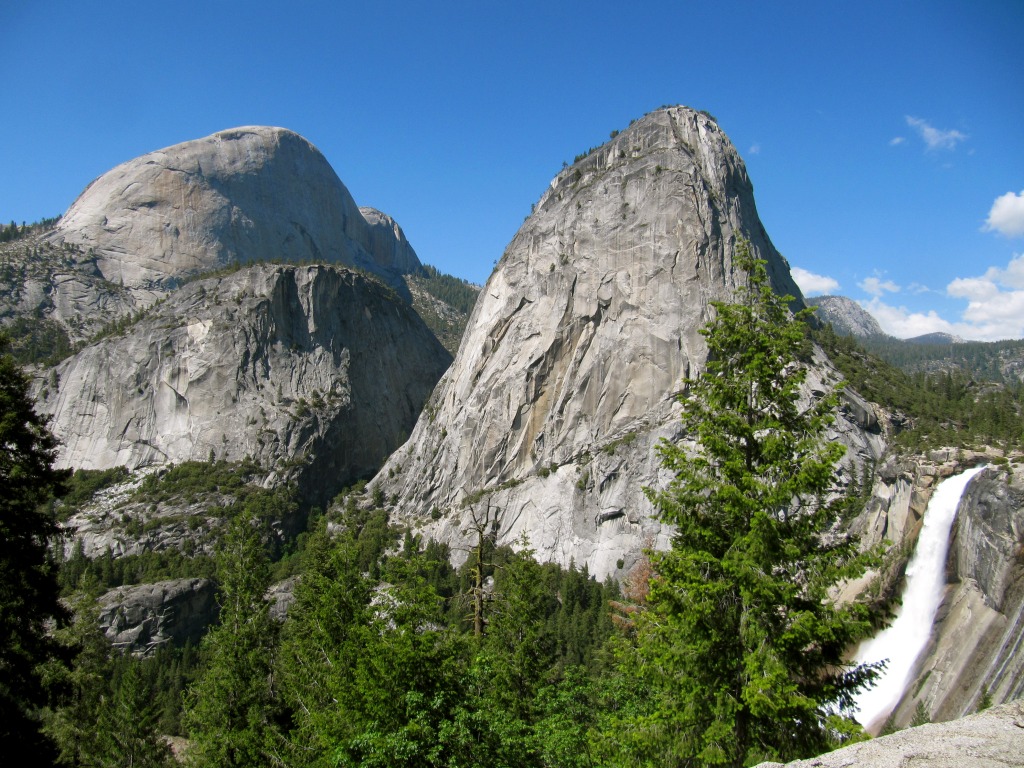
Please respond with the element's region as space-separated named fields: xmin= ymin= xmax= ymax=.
xmin=279 ymin=527 xmax=490 ymax=767
xmin=92 ymin=661 xmax=175 ymax=767
xmin=183 ymin=513 xmax=276 ymax=767
xmin=0 ymin=333 xmax=69 ymax=758
xmin=276 ymin=528 xmax=374 ymax=764
xmin=635 ymin=241 xmax=882 ymax=766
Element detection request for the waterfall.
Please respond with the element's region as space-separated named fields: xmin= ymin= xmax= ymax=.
xmin=852 ymin=465 xmax=987 ymax=729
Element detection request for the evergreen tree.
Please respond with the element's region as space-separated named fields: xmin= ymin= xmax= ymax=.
xmin=42 ymin=593 xmax=112 ymax=766
xmin=0 ymin=333 xmax=69 ymax=758
xmin=279 ymin=527 xmax=499 ymax=767
xmin=276 ymin=528 xmax=374 ymax=765
xmin=183 ymin=513 xmax=276 ymax=767
xmin=91 ymin=661 xmax=174 ymax=767
xmin=634 ymin=242 xmax=882 ymax=766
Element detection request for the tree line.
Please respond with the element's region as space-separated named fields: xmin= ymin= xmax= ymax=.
xmin=814 ymin=323 xmax=1024 ymax=452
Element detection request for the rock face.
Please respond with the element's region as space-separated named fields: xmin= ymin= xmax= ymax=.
xmin=813 ymin=295 xmax=886 ymax=338
xmin=47 ymin=126 xmax=423 ymax=303
xmin=35 ymin=263 xmax=451 ymax=506
xmin=98 ymin=578 xmax=216 ymax=655
xmin=0 ymin=236 xmax=137 ymax=344
xmin=372 ymin=106 xmax=876 ymax=579
xmin=755 ymin=700 xmax=1024 ymax=768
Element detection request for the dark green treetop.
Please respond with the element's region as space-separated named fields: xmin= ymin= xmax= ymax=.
xmin=183 ymin=512 xmax=277 ymax=767
xmin=0 ymin=333 xmax=69 ymax=757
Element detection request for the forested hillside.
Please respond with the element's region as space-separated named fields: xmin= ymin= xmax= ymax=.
xmin=814 ymin=324 xmax=1024 ymax=452
xmin=405 ymin=264 xmax=480 ymax=354
xmin=860 ymin=335 xmax=1024 ymax=383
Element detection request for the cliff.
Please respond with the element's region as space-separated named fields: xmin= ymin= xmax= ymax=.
xmin=35 ymin=263 xmax=451 ymax=507
xmin=893 ymin=461 xmax=1024 ymax=724
xmin=756 ymin=699 xmax=1024 ymax=768
xmin=848 ymin=451 xmax=1024 ymax=726
xmin=370 ymin=106 xmax=881 ymax=578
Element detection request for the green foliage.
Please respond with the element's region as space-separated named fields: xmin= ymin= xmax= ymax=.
xmin=58 ymin=543 xmax=217 ymax=594
xmin=418 ymin=264 xmax=479 ymax=314
xmin=977 ymin=685 xmax=993 ymax=711
xmin=88 ymin=301 xmax=164 ymax=344
xmin=633 ymin=242 xmax=881 ymax=766
xmin=273 ymin=504 xmax=620 ymax=767
xmin=184 ymin=514 xmax=277 ymax=767
xmin=3 ymin=315 xmax=74 ymax=367
xmin=910 ymin=700 xmax=931 ymax=727
xmin=406 ymin=264 xmax=479 ymax=354
xmin=600 ymin=430 xmax=638 ymax=455
xmin=133 ymin=458 xmax=263 ymax=505
xmin=0 ymin=333 xmax=69 ymax=758
xmin=813 ymin=324 xmax=1024 ymax=451
xmin=859 ymin=334 xmax=1024 ymax=383
xmin=58 ymin=466 xmax=131 ymax=518
xmin=43 ymin=595 xmax=176 ymax=766
xmin=0 ymin=216 xmax=59 ymax=242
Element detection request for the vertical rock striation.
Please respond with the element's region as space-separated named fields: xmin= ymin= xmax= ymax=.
xmin=891 ymin=463 xmax=1024 ymax=724
xmin=373 ymin=106 xmax=877 ymax=578
xmin=35 ymin=263 xmax=451 ymax=507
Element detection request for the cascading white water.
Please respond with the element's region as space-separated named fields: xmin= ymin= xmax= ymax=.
xmin=852 ymin=465 xmax=988 ymax=729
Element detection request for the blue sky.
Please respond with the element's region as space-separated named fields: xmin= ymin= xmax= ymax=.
xmin=3 ymin=1 xmax=1022 ymax=339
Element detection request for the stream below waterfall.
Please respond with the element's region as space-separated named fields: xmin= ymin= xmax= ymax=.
xmin=852 ymin=464 xmax=988 ymax=729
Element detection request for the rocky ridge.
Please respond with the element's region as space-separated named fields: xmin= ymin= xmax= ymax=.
xmin=0 ymin=234 xmax=135 ymax=346
xmin=813 ymin=294 xmax=886 ymax=338
xmin=98 ymin=578 xmax=216 ymax=655
xmin=371 ymin=106 xmax=879 ymax=579
xmin=755 ymin=699 xmax=1024 ymax=768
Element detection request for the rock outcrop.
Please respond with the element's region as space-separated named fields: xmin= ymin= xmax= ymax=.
xmin=35 ymin=263 xmax=451 ymax=507
xmin=98 ymin=577 xmax=216 ymax=655
xmin=755 ymin=700 xmax=1024 ymax=768
xmin=813 ymin=295 xmax=886 ymax=338
xmin=47 ymin=126 xmax=423 ymax=305
xmin=372 ymin=106 xmax=879 ymax=579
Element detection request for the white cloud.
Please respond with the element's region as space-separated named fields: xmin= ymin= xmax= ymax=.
xmin=889 ymin=136 xmax=906 ymax=146
xmin=791 ymin=266 xmax=838 ymax=296
xmin=749 ymin=143 xmax=761 ymax=155
xmin=862 ymin=298 xmax=956 ymax=338
xmin=942 ymin=253 xmax=1024 ymax=338
xmin=905 ymin=116 xmax=967 ymax=151
xmin=857 ymin=254 xmax=1024 ymax=341
xmin=983 ymin=190 xmax=1024 ymax=237
xmin=859 ymin=276 xmax=900 ymax=297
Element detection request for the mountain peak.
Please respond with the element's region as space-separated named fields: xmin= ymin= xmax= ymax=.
xmin=812 ymin=295 xmax=886 ymax=338
xmin=372 ymin=105 xmax=820 ymax=578
xmin=47 ymin=126 xmax=421 ymax=298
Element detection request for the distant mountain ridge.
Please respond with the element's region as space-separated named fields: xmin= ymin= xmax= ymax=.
xmin=811 ymin=295 xmax=885 ymax=338
xmin=812 ymin=294 xmax=1024 ymax=382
